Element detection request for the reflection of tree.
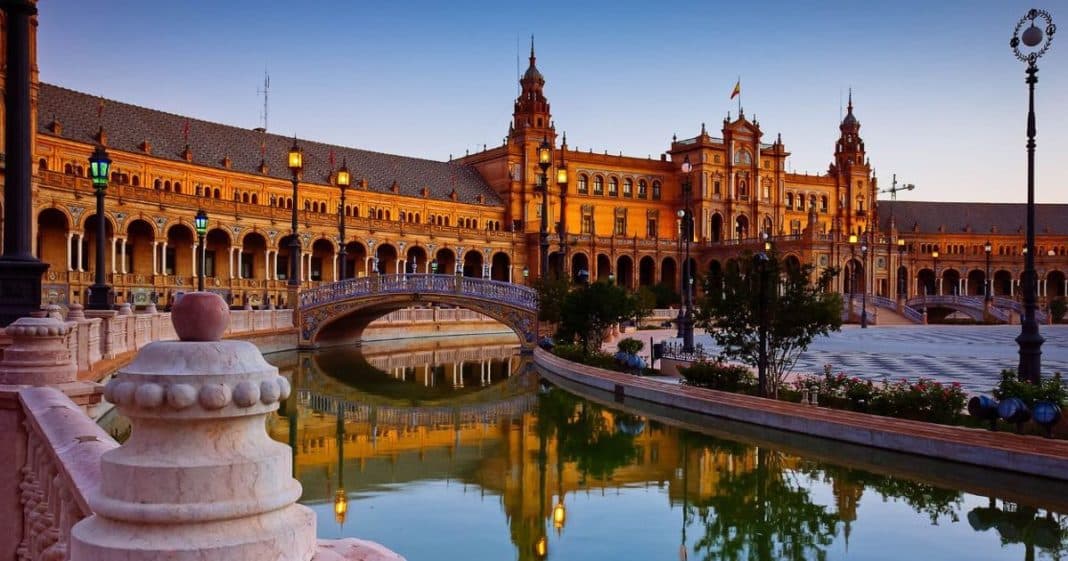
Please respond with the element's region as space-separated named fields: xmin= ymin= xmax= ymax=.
xmin=818 ymin=466 xmax=963 ymax=525
xmin=536 ymin=390 xmax=639 ymax=482
xmin=690 ymin=444 xmax=838 ymax=561
xmin=969 ymin=498 xmax=1068 ymax=561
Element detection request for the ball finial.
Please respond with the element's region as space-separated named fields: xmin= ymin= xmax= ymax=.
xmin=171 ymin=292 xmax=229 ymax=341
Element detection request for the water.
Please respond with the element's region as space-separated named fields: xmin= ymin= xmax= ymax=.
xmin=267 ymin=341 xmax=1068 ymax=561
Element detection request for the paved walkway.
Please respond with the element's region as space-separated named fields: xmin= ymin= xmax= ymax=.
xmin=607 ymin=324 xmax=1068 ymax=395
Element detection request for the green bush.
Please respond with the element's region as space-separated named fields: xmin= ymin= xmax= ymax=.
xmin=1051 ymin=298 xmax=1066 ymax=323
xmin=794 ymin=373 xmax=967 ymax=424
xmin=680 ymin=361 xmax=756 ymax=392
xmin=552 ymin=343 xmax=620 ymax=371
xmin=992 ymin=369 xmax=1066 ymax=407
xmin=617 ymin=337 xmax=644 ymax=355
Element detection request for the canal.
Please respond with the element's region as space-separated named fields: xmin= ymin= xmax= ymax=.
xmin=267 ymin=338 xmax=1068 ymax=561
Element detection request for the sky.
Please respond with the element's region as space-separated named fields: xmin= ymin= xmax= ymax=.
xmin=37 ymin=1 xmax=1067 ymax=203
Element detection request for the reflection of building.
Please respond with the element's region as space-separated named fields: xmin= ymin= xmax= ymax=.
xmin=17 ymin=14 xmax=1065 ymax=312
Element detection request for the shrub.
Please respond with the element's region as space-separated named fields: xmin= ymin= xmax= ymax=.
xmin=617 ymin=337 xmax=644 ymax=355
xmin=1051 ymin=298 xmax=1066 ymax=323
xmin=680 ymin=361 xmax=756 ymax=392
xmin=553 ymin=343 xmax=622 ymax=372
xmin=795 ymin=373 xmax=966 ymax=424
xmin=992 ymin=369 xmax=1066 ymax=407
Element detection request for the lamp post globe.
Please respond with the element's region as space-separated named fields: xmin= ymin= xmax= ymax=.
xmin=87 ymin=145 xmax=113 ymax=310
xmin=287 ymin=137 xmax=304 ymax=288
xmin=537 ymin=137 xmax=552 ymax=279
xmin=1010 ymin=8 xmax=1054 ymax=383
xmin=860 ymin=242 xmax=869 ymax=328
xmin=194 ymin=209 xmax=208 ymax=292
xmin=897 ymin=238 xmax=906 ymax=298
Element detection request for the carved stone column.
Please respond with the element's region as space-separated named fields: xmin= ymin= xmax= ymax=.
xmin=72 ymin=292 xmax=313 ymax=560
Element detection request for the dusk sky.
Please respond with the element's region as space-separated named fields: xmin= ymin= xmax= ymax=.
xmin=38 ymin=1 xmax=1066 ymax=203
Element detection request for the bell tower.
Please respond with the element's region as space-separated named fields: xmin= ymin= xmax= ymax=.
xmin=831 ymin=90 xmax=874 ymax=234
xmin=511 ymin=37 xmax=553 ymax=138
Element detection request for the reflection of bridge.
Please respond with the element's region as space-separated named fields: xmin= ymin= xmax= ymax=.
xmin=906 ymin=295 xmax=1045 ymax=323
xmin=363 ymin=344 xmax=519 ymax=374
xmin=297 ymin=389 xmax=537 ymax=428
xmin=296 ymin=274 xmax=538 ymax=350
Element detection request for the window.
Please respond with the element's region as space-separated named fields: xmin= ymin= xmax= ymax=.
xmin=638 ymin=180 xmax=648 ymax=199
xmin=736 ymin=179 xmax=747 ymax=200
xmin=714 ymin=179 xmax=721 ymax=196
xmin=581 ymin=215 xmax=592 ymax=234
xmin=165 ymin=248 xmax=176 ymax=275
xmin=578 ymin=174 xmax=589 ymax=194
xmin=791 ymin=219 xmax=802 ymax=235
xmin=646 ymin=218 xmax=658 ymax=238
xmin=310 ymin=257 xmax=322 ymax=281
xmin=785 ymin=193 xmax=793 ymax=209
xmin=652 ymin=181 xmax=661 ymax=200
xmin=623 ymin=179 xmax=633 ymax=197
xmin=821 ymin=196 xmax=828 ymax=212
xmin=796 ymin=195 xmax=804 ymax=211
xmin=734 ymin=149 xmax=752 ymax=166
xmin=614 ymin=216 xmax=626 ymax=235
xmin=593 ymin=176 xmax=604 ymax=195
xmin=761 ymin=179 xmax=770 ymax=200
xmin=810 ymin=195 xmax=817 ymax=209
xmin=608 ymin=177 xmax=619 ymax=197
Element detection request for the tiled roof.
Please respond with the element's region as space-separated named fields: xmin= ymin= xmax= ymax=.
xmin=882 ymin=200 xmax=1068 ymax=235
xmin=37 ymin=83 xmax=502 ymax=206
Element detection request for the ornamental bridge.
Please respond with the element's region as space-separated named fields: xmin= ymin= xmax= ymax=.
xmin=297 ymin=274 xmax=539 ymax=351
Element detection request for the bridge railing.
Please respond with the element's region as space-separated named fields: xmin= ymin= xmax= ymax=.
xmin=299 ymin=274 xmax=538 ymax=311
xmin=901 ymin=305 xmax=925 ymax=323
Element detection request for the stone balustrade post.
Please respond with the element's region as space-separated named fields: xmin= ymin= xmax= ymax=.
xmin=71 ymin=292 xmax=403 ymax=561
xmin=0 ymin=317 xmax=76 ymax=386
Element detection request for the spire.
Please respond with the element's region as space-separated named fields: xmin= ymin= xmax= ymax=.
xmin=847 ymin=87 xmax=853 ymax=112
xmin=530 ymin=35 xmax=535 ymax=63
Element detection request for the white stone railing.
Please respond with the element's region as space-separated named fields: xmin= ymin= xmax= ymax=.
xmin=31 ymin=307 xmax=295 ymax=381
xmin=370 ymin=307 xmax=499 ymax=325
xmin=12 ymin=387 xmax=119 ymax=561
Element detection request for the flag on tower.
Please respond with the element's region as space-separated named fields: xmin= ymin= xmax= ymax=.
xmin=730 ymin=79 xmax=741 ymax=100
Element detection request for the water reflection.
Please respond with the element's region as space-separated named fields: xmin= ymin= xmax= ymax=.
xmin=267 ymin=346 xmax=1068 ymax=561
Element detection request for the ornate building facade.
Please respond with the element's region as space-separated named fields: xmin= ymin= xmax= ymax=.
xmin=8 ymin=20 xmax=1068 ymax=318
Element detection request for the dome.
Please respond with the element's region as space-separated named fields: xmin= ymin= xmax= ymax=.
xmin=523 ymin=63 xmax=544 ymax=84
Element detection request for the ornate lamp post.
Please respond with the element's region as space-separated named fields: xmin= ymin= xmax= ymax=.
xmin=287 ymin=137 xmax=304 ymax=288
xmin=861 ymin=237 xmax=869 ymax=328
xmin=431 ymin=259 xmax=439 ymax=275
xmin=336 ymin=159 xmax=350 ymax=281
xmin=754 ymin=251 xmax=770 ymax=397
xmin=87 ymin=145 xmax=113 ymax=310
xmin=985 ymin=241 xmax=993 ymax=302
xmin=537 ymin=138 xmax=552 ymax=279
xmin=677 ymin=156 xmax=695 ymax=353
xmin=848 ymin=233 xmax=858 ymax=297
xmin=897 ymin=238 xmax=907 ymax=297
xmin=194 ymin=209 xmax=208 ymax=292
xmin=932 ymin=249 xmax=940 ymax=295
xmin=1011 ymin=9 xmax=1054 ymax=383
xmin=556 ymin=159 xmax=568 ymax=263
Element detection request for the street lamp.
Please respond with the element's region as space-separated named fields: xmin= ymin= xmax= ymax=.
xmin=754 ymin=251 xmax=770 ymax=397
xmin=336 ymin=159 xmax=350 ymax=281
xmin=194 ymin=209 xmax=208 ymax=292
xmin=932 ymin=249 xmax=940 ymax=295
xmin=897 ymin=238 xmax=906 ymax=297
xmin=287 ymin=137 xmax=304 ymax=287
xmin=538 ymin=137 xmax=552 ymax=279
xmin=860 ymin=238 xmax=869 ymax=328
xmin=985 ymin=241 xmax=993 ymax=302
xmin=848 ymin=233 xmax=858 ymax=297
xmin=431 ymin=259 xmax=439 ymax=274
xmin=87 ymin=145 xmax=113 ymax=310
xmin=1010 ymin=9 xmax=1054 ymax=383
xmin=676 ymin=156 xmax=695 ymax=353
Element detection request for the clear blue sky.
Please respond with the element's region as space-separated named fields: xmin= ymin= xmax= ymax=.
xmin=37 ymin=1 xmax=1066 ymax=203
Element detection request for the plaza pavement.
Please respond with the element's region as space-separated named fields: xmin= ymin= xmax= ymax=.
xmin=607 ymin=324 xmax=1068 ymax=395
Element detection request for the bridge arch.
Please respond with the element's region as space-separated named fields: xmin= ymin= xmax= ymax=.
xmin=298 ymin=275 xmax=538 ymax=352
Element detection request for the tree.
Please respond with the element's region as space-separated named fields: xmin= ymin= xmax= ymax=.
xmin=695 ymin=252 xmax=842 ymax=397
xmin=533 ymin=276 xmax=570 ymax=325
xmin=556 ymin=281 xmax=636 ymax=354
xmin=633 ymin=285 xmax=656 ymax=325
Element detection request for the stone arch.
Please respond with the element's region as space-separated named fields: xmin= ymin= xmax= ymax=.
xmin=491 ymin=251 xmax=510 ymax=282
xmin=967 ymin=269 xmax=986 ymax=297
xmin=126 ymin=219 xmax=156 ymax=276
xmin=82 ymin=213 xmax=116 ymax=276
xmin=596 ymin=253 xmax=612 ymax=282
xmin=570 ymin=252 xmax=590 ymax=283
xmin=311 ymin=238 xmax=336 ymax=282
xmin=845 ymin=258 xmax=865 ymax=294
xmin=462 ymin=250 xmax=483 ymax=278
xmin=735 ymin=214 xmax=749 ymax=239
xmin=374 ymin=244 xmax=399 ymax=275
xmin=710 ymin=213 xmax=723 ymax=243
xmin=638 ymin=255 xmax=656 ymax=287
xmin=406 ymin=245 xmax=429 ymax=274
xmin=661 ymin=256 xmax=677 ymax=290
xmin=1048 ymin=270 xmax=1066 ymax=299
xmin=433 ymin=248 xmax=456 ymax=275
xmin=783 ymin=254 xmax=802 ymax=275
xmin=165 ymin=223 xmax=195 ymax=277
xmin=616 ymin=255 xmax=634 ymax=289
xmin=299 ymin=279 xmax=537 ymax=352
xmin=343 ymin=241 xmax=367 ymax=278
xmin=941 ymin=268 xmax=962 ymax=295
xmin=918 ymin=268 xmax=936 ymax=296
xmin=36 ymin=207 xmax=69 ymax=269
xmin=993 ymin=270 xmax=1013 ymax=296
xmin=205 ymin=227 xmax=232 ymax=281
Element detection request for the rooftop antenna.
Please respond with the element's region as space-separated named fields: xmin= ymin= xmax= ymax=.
xmin=258 ymin=67 xmax=270 ymax=132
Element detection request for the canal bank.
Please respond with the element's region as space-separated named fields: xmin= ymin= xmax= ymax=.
xmin=534 ymin=348 xmax=1068 ymax=481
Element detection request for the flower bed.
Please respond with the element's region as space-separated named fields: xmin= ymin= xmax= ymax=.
xmin=792 ymin=370 xmax=968 ymax=425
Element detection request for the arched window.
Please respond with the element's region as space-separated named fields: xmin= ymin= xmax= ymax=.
xmin=608 ymin=177 xmax=619 ymax=196
xmin=856 ymin=196 xmax=865 ymax=213
xmin=64 ymin=163 xmax=73 ymax=175
xmin=154 ymin=178 xmax=162 ymax=190
xmin=593 ymin=176 xmax=604 ymax=195
xmin=173 ymin=182 xmax=181 ymax=194
xmin=195 ymin=185 xmax=203 ymax=197
xmin=251 ymin=194 xmax=258 ymax=205
xmin=578 ymin=174 xmax=589 ymax=194
xmin=132 ymin=175 xmax=140 ymax=187
xmin=304 ymin=200 xmax=311 ymax=211
xmin=821 ymin=196 xmax=829 ymax=212
xmin=638 ymin=180 xmax=648 ymax=199
xmin=623 ymin=179 xmax=633 ymax=197
xmin=736 ymin=179 xmax=747 ymax=200
xmin=243 ymin=193 xmax=250 ymax=204
xmin=164 ymin=180 xmax=171 ymax=192
xmin=785 ymin=193 xmax=794 ymax=209
xmin=38 ymin=158 xmax=48 ymax=172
